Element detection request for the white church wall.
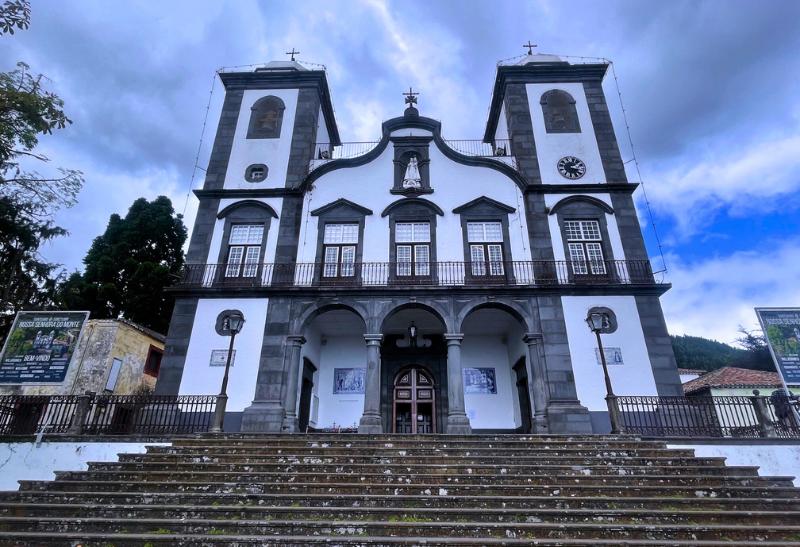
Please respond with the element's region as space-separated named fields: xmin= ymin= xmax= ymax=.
xmin=545 ymin=193 xmax=626 ymax=263
xmin=462 ymin=335 xmax=519 ymax=430
xmin=299 ymin=144 xmax=531 ymax=271
xmin=314 ymin=335 xmax=367 ymax=429
xmin=316 ymin=106 xmax=330 ymax=149
xmin=494 ymin=103 xmax=510 ymax=143
xmin=526 ymin=83 xmax=605 ymax=184
xmin=179 ymin=298 xmax=269 ymax=410
xmin=561 ymin=295 xmax=657 ymax=411
xmin=205 ymin=198 xmax=283 ymax=267
xmin=224 ymin=88 xmax=299 ymax=190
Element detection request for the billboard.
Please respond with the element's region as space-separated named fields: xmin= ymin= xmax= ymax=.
xmin=0 ymin=311 xmax=89 ymax=384
xmin=755 ymin=308 xmax=800 ymax=385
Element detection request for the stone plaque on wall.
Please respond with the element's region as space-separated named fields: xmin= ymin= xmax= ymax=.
xmin=595 ymin=347 xmax=623 ymax=366
xmin=210 ymin=349 xmax=236 ymax=367
xmin=333 ymin=368 xmax=365 ymax=394
xmin=463 ymin=367 xmax=497 ymax=394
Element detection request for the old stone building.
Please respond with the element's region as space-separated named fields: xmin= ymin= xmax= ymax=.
xmin=156 ymin=51 xmax=681 ymax=434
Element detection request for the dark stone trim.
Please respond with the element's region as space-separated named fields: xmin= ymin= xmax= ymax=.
xmin=391 ymin=136 xmax=432 ymax=193
xmin=503 ymin=83 xmax=542 ymax=187
xmin=217 ymin=200 xmax=279 ymax=220
xmin=195 ymin=188 xmax=302 ymax=199
xmin=219 ymin=70 xmax=340 ymax=146
xmin=524 ymin=183 xmax=637 ymax=194
xmin=548 ymin=195 xmax=614 ymax=215
xmin=311 ymin=198 xmax=373 ymax=217
xmin=635 ymin=295 xmax=683 ymax=396
xmin=244 ymin=164 xmax=268 ymax=183
xmin=452 ymin=196 xmax=515 ymax=215
xmin=285 ymin=88 xmax=322 ymax=190
xmin=484 ymin=63 xmax=609 ymax=142
xmin=201 ymin=89 xmax=244 ymax=191
xmin=186 ymin=198 xmax=221 ymax=264
xmin=302 ymin=114 xmax=528 ymax=192
xmin=609 ymin=192 xmax=650 ymax=262
xmin=583 ymin=80 xmax=627 ymax=183
xmin=382 ymin=197 xmax=443 ymax=218
xmin=154 ymin=297 xmax=199 ymax=395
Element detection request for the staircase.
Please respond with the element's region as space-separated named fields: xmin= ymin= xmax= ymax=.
xmin=1 ymin=434 xmax=800 ymax=545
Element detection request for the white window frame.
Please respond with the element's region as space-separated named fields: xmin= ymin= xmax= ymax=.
xmin=395 ymin=222 xmax=431 ymax=277
xmin=564 ymin=220 xmax=606 ymax=275
xmin=322 ymin=223 xmax=359 ymax=278
xmin=225 ymin=224 xmax=264 ymax=278
xmin=467 ymin=221 xmax=505 ymax=276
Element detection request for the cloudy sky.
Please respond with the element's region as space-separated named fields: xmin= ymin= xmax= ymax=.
xmin=2 ymin=0 xmax=799 ymax=344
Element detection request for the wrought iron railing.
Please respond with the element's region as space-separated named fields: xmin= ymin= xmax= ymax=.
xmin=0 ymin=394 xmax=217 ymax=436
xmin=176 ymin=260 xmax=656 ymax=289
xmin=616 ymin=393 xmax=800 ymax=439
xmin=443 ymin=139 xmax=512 ymax=158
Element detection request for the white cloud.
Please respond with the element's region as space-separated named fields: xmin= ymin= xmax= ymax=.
xmin=643 ymin=132 xmax=800 ymax=238
xmin=661 ymin=239 xmax=800 ymax=344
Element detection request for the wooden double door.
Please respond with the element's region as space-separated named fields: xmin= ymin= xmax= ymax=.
xmin=392 ymin=366 xmax=436 ymax=434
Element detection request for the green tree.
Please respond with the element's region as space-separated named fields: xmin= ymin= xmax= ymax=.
xmin=0 ymin=0 xmax=29 ymax=35
xmin=60 ymin=196 xmax=187 ymax=333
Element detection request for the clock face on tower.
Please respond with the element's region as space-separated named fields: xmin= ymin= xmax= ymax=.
xmin=557 ymin=156 xmax=587 ymax=180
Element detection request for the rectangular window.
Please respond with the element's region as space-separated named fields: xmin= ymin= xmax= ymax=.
xmin=395 ymin=222 xmax=430 ymax=277
xmin=565 ymin=220 xmax=605 ymax=275
xmin=105 ymin=358 xmax=123 ymax=392
xmin=467 ymin=221 xmax=505 ymax=276
xmin=322 ymin=223 xmax=359 ymax=278
xmin=225 ymin=224 xmax=264 ymax=278
xmin=144 ymin=347 xmax=162 ymax=377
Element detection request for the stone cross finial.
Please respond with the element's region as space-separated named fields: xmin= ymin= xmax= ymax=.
xmin=403 ymin=87 xmax=418 ymax=106
xmin=286 ymin=48 xmax=300 ymax=61
xmin=523 ymin=41 xmax=537 ymax=55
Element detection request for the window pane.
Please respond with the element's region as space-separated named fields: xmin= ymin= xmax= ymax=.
xmin=229 ymin=224 xmax=263 ymax=245
xmin=568 ymin=243 xmax=588 ymax=274
xmin=323 ymin=224 xmax=342 ymax=244
xmin=467 ymin=222 xmax=484 ymax=242
xmin=242 ymin=247 xmax=260 ymax=277
xmin=395 ymin=223 xmax=413 ymax=243
xmin=323 ymin=246 xmax=338 ymax=277
xmin=470 ymin=244 xmax=486 ymax=276
xmin=397 ymin=245 xmax=412 ymax=276
xmin=341 ymin=224 xmax=359 ymax=243
xmin=581 ymin=221 xmax=601 ymax=240
xmin=413 ymin=222 xmax=430 ymax=242
xmin=488 ymin=244 xmax=504 ymax=275
xmin=564 ymin=221 xmax=583 ymax=241
xmin=484 ymin=222 xmax=503 ymax=242
xmin=586 ymin=242 xmax=606 ymax=274
xmin=226 ymin=246 xmax=244 ymax=277
xmin=415 ymin=245 xmax=430 ymax=276
xmin=341 ymin=246 xmax=355 ymax=277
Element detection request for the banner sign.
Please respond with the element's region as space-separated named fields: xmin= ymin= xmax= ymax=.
xmin=0 ymin=311 xmax=89 ymax=384
xmin=755 ymin=308 xmax=800 ymax=385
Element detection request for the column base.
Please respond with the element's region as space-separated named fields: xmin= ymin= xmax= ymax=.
xmin=281 ymin=412 xmax=299 ymax=433
xmin=358 ymin=413 xmax=383 ymax=434
xmin=446 ymin=414 xmax=472 ymax=435
xmin=532 ymin=413 xmax=549 ymax=434
xmin=545 ymin=400 xmax=593 ymax=434
xmin=240 ymin=402 xmax=284 ymax=432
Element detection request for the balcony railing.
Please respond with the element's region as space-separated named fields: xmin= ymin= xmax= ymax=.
xmin=308 ymin=139 xmax=516 ymax=174
xmin=176 ymin=260 xmax=656 ymax=289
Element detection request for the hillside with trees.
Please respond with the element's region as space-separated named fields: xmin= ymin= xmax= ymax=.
xmin=670 ymin=330 xmax=775 ymax=373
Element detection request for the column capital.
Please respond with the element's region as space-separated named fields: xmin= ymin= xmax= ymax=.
xmin=444 ymin=333 xmax=464 ymax=344
xmin=364 ymin=334 xmax=384 ymax=345
xmin=523 ymin=332 xmax=543 ymax=345
xmin=286 ymin=335 xmax=306 ymax=346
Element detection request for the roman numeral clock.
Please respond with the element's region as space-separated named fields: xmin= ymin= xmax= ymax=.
xmin=557 ymin=156 xmax=587 ymax=180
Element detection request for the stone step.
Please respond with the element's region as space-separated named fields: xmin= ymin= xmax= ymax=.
xmin=99 ymin=460 xmax=754 ymax=478
xmin=20 ymin=479 xmax=800 ymax=498
xmin=3 ymin=531 xmax=798 ymax=546
xmin=51 ymin=469 xmax=789 ymax=487
xmin=5 ymin=490 xmax=798 ymax=512
xmin=128 ymin=450 xmax=729 ymax=466
xmin=169 ymin=438 xmax=674 ymax=449
xmin=146 ymin=444 xmax=698 ymax=458
xmin=2 ymin=515 xmax=798 ymax=541
xmin=178 ymin=433 xmax=653 ymax=444
xmin=3 ymin=501 xmax=799 ymax=526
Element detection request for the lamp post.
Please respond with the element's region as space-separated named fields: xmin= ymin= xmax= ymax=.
xmin=586 ymin=311 xmax=620 ymax=434
xmin=210 ymin=310 xmax=245 ymax=433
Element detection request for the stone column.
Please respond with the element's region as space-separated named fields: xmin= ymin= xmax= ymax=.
xmin=445 ymin=333 xmax=471 ymax=434
xmin=280 ymin=335 xmax=306 ymax=432
xmin=358 ymin=334 xmax=384 ymax=434
xmin=524 ymin=333 xmax=551 ymax=433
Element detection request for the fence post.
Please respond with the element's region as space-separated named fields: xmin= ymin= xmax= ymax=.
xmin=68 ymin=391 xmax=94 ymax=435
xmin=750 ymin=389 xmax=777 ymax=438
xmin=607 ymin=394 xmax=622 ymax=434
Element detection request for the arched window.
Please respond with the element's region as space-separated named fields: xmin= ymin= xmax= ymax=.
xmin=540 ymin=90 xmax=581 ymax=133
xmin=247 ymin=95 xmax=285 ymax=139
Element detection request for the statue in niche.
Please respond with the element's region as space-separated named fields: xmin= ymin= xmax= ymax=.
xmin=402 ymin=155 xmax=422 ymax=189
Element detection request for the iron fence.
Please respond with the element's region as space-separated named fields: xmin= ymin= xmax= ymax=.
xmin=177 ymin=259 xmax=656 ymax=289
xmin=616 ymin=393 xmax=800 ymax=439
xmin=443 ymin=139 xmax=512 ymax=158
xmin=0 ymin=394 xmax=217 ymax=436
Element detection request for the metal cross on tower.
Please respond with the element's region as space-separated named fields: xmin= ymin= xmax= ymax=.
xmin=285 ymin=48 xmax=300 ymax=61
xmin=523 ymin=41 xmax=537 ymax=55
xmin=403 ymin=87 xmax=418 ymax=106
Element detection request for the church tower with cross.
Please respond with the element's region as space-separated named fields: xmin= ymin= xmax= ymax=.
xmin=156 ymin=47 xmax=680 ymax=434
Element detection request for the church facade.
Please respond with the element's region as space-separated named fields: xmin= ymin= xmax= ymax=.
xmin=155 ymin=52 xmax=681 ymax=434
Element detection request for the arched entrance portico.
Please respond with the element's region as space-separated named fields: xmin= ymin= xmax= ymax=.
xmin=392 ymin=366 xmax=436 ymax=433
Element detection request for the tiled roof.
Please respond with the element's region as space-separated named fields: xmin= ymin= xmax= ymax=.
xmin=682 ymin=366 xmax=781 ymax=394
